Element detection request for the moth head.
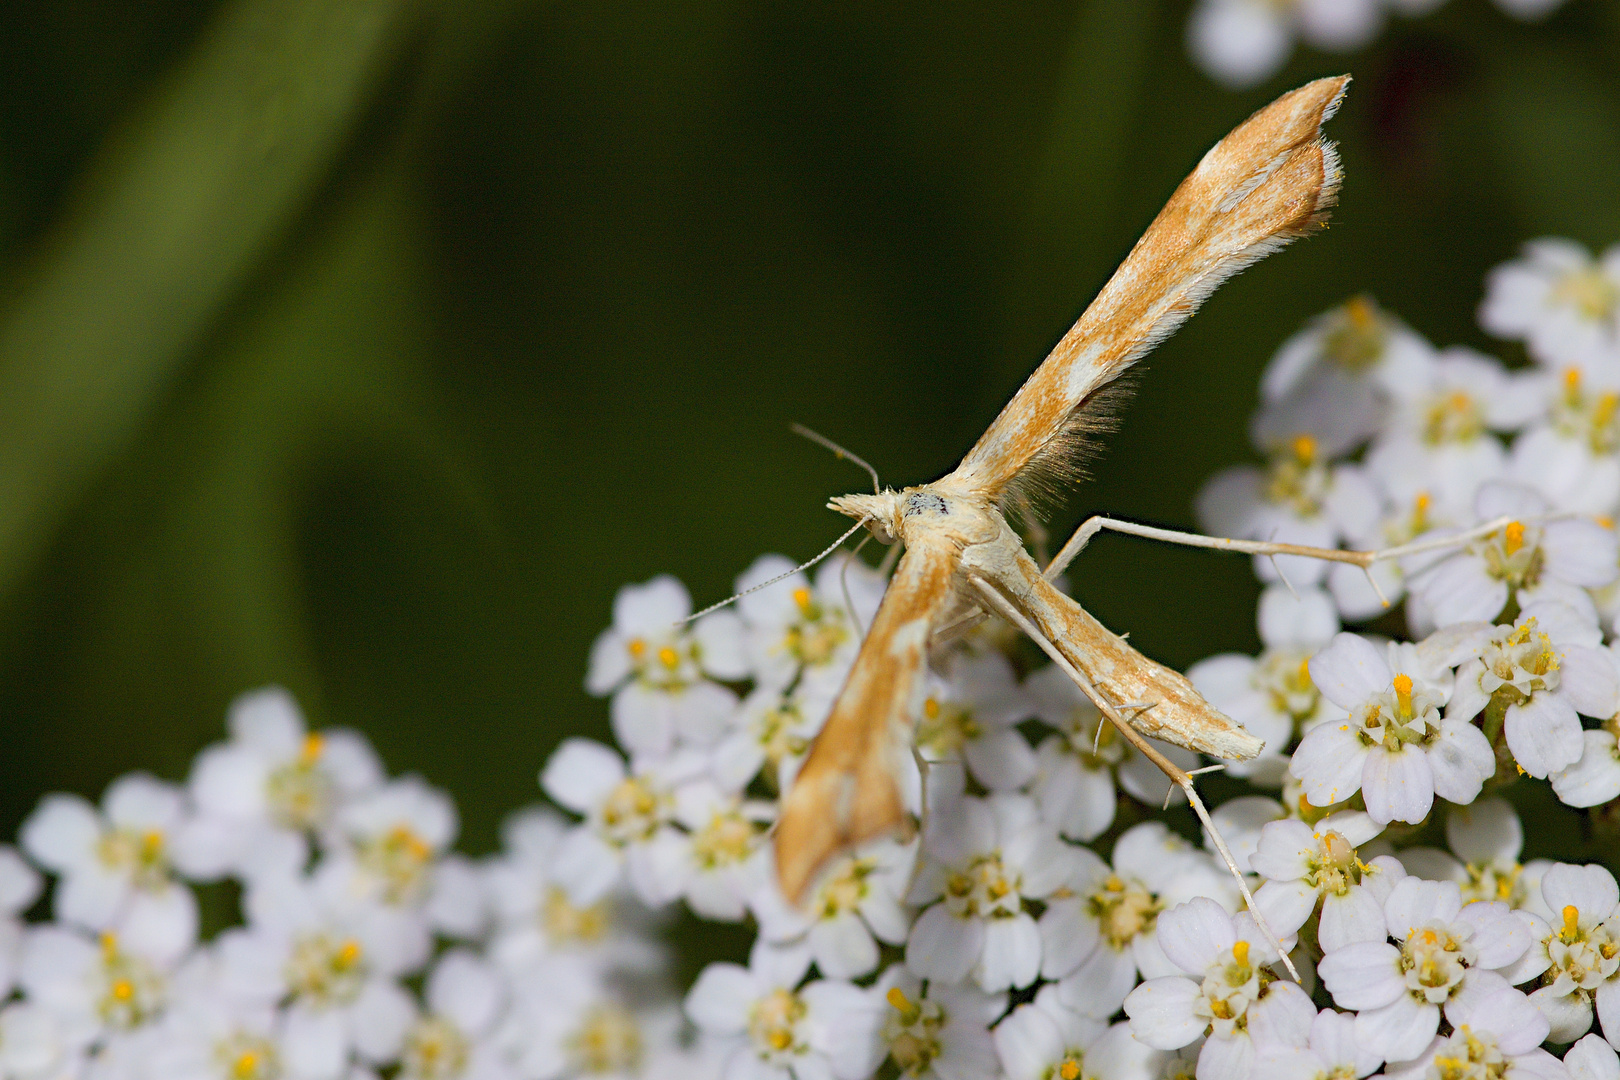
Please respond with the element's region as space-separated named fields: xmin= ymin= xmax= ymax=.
xmin=828 ymin=491 xmax=901 ymax=545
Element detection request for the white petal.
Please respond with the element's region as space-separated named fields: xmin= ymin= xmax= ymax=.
xmin=1123 ymin=977 xmax=1205 ymax=1050
xmin=538 ymin=739 xmax=625 ymax=813
xmin=1355 ymin=994 xmax=1440 ymax=1064
xmin=1507 ymin=693 xmax=1585 ymax=778
xmin=1318 ymin=885 xmax=1390 ymax=952
xmin=976 ymin=914 xmax=1041 ymax=992
xmin=1567 ymin=1034 xmax=1620 ymax=1080
xmin=1361 ymin=744 xmax=1435 ymax=825
xmin=1318 ymin=942 xmax=1404 ymax=1010
xmin=906 ymin=905 xmax=983 ymax=986
xmin=1553 ymin=731 xmax=1620 ymax=807
xmin=684 ymin=963 xmax=758 ymax=1035
xmin=19 ymin=795 xmax=100 ymax=874
xmin=1309 ymin=634 xmax=1392 ymax=710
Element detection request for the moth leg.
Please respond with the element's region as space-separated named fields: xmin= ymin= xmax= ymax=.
xmin=1044 ymin=512 xmax=1527 ymax=602
xmin=965 ymin=572 xmax=1302 ymax=983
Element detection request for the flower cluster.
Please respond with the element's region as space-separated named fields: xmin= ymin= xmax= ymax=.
xmin=0 ymin=687 xmax=704 ymax=1080
xmin=1187 ymin=0 xmax=1573 ymax=90
xmin=6 ymin=235 xmax=1620 ymax=1080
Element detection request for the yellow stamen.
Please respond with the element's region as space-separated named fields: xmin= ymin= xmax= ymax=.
xmin=657 ymin=646 xmax=680 ymax=670
xmin=627 ymin=638 xmax=646 ymax=659
xmin=337 ymin=939 xmax=362 ymax=968
xmin=111 ymin=979 xmax=133 ymax=1001
xmin=1210 ymin=999 xmax=1232 ymax=1020
xmin=100 ymin=932 xmax=119 ymax=959
xmin=299 ymin=732 xmax=324 ymax=765
xmin=1060 ymin=1059 xmax=1081 ymax=1080
xmin=1346 ymin=295 xmax=1375 ymax=328
xmin=1297 ymin=658 xmax=1313 ymax=685
xmin=1565 ymin=367 xmax=1583 ymax=393
xmin=923 ymin=698 xmax=940 ymax=720
xmin=791 ymin=587 xmax=813 ymax=614
xmin=1232 ymin=940 xmax=1250 ymax=967
xmin=1291 ymin=434 xmax=1317 ymax=466
xmin=1597 ymin=392 xmax=1620 ymax=429
xmin=234 ymin=1053 xmax=259 ymax=1079
xmin=886 ymin=987 xmax=911 ymax=1012
xmin=1563 ymin=904 xmax=1581 ymax=941
xmin=1104 ymin=875 xmax=1124 ymax=892
xmin=1393 ymin=673 xmax=1414 ymax=717
xmin=141 ymin=830 xmax=164 ymax=858
xmin=1503 ymin=521 xmax=1525 ymax=556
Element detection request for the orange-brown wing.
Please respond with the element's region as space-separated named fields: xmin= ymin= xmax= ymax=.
xmin=950 ymin=75 xmax=1349 ymax=503
xmin=774 ymin=533 xmax=957 ymax=903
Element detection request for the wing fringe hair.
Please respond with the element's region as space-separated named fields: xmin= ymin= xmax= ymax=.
xmin=966 ymin=76 xmax=1348 ymax=511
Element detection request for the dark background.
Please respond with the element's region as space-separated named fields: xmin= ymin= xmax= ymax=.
xmin=0 ymin=0 xmax=1616 ymax=858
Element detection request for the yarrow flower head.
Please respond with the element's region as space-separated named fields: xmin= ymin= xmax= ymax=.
xmin=1292 ymin=631 xmax=1493 ymax=824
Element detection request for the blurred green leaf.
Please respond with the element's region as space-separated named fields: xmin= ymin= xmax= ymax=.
xmin=0 ymin=0 xmax=411 ymax=610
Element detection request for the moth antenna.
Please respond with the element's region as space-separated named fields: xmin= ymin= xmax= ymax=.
xmin=840 ymin=534 xmax=874 ymax=639
xmin=1187 ymin=763 xmax=1227 ymax=777
xmin=679 ymin=516 xmax=872 ymax=625
xmin=790 ymin=423 xmax=881 ymax=495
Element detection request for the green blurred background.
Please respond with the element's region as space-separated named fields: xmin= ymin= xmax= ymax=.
xmin=0 ymin=0 xmax=1616 ymax=856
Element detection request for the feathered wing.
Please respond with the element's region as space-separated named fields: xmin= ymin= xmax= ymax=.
xmin=951 ymin=75 xmax=1350 ymax=504
xmin=774 ymin=533 xmax=957 ymax=904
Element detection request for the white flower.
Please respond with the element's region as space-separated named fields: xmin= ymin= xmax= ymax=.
xmin=19 ymin=775 xmax=201 ymax=964
xmin=393 ymin=950 xmax=511 ymax=1080
xmin=1509 ymin=368 xmax=1620 ymax=516
xmin=1498 ymin=862 xmax=1620 ymax=1046
xmin=1255 ymin=1007 xmax=1383 ymax=1080
xmin=1394 ymin=797 xmax=1553 ymax=910
xmin=315 ymin=775 xmax=484 ymax=954
xmin=669 ymin=781 xmax=772 ymax=922
xmin=1186 ymin=0 xmax=1383 ymax=91
xmin=182 ymin=687 xmax=384 ymax=883
xmin=1253 ymin=295 xmax=1436 ymax=459
xmin=1124 ymin=897 xmax=1314 ymax=1080
xmin=1382 ymin=986 xmax=1558 ymax=1080
xmin=1316 ymin=877 xmax=1531 ymax=1062
xmin=1196 ymin=436 xmax=1382 ymax=588
xmin=904 ymin=781 xmax=1077 ymax=993
xmin=1480 ymin=239 xmax=1620 ymax=370
xmin=482 ymin=808 xmax=664 ymax=979
xmin=141 ymin=987 xmax=288 ymax=1080
xmin=915 ymin=653 xmax=1036 ymax=792
xmin=17 ymin=924 xmax=186 ymax=1058
xmin=1405 ymin=482 xmax=1620 ymax=627
xmin=584 ymin=575 xmax=748 ymax=757
xmin=1293 ymin=632 xmax=1493 ymax=823
xmin=1364 ymin=346 xmax=1540 ymax=521
xmin=1188 ymin=584 xmax=1342 ymax=785
xmin=874 ymin=967 xmax=1003 ymax=1080
xmin=752 ymin=838 xmax=914 ymax=981
xmin=221 ymin=872 xmax=417 ymax=1079
xmin=994 ymin=984 xmax=1106 ymax=1080
xmin=1248 ymin=814 xmax=1403 ymax=952
xmin=1049 ymin=823 xmax=1241 ymax=1020
xmin=540 ymin=738 xmax=707 ymax=907
xmin=1447 ymin=603 xmax=1619 ymax=778
xmin=684 ymin=940 xmax=885 ymax=1080
xmin=712 ymin=682 xmax=835 ymax=794
xmin=733 ymin=554 xmax=884 ymax=694
xmin=1025 ymin=663 xmax=1199 ymax=841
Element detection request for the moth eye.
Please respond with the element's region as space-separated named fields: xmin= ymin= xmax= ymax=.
xmin=866 ymin=520 xmax=896 ymax=545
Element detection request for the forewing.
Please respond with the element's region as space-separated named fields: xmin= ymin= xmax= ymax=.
xmin=952 ymin=75 xmax=1349 ymax=503
xmin=774 ymin=534 xmax=956 ymax=904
